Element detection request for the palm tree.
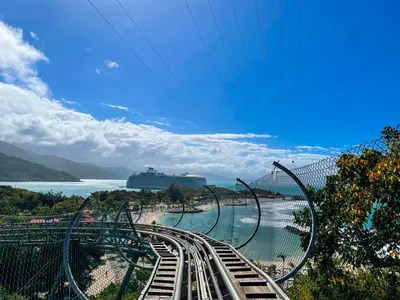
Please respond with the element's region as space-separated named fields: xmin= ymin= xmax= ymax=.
xmin=277 ymin=253 xmax=287 ymax=275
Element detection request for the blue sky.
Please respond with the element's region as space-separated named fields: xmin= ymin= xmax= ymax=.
xmin=0 ymin=0 xmax=399 ymax=178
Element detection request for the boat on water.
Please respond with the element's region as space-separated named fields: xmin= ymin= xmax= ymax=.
xmin=126 ymin=167 xmax=207 ymax=190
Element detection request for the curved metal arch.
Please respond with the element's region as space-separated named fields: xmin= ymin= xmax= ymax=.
xmin=172 ymin=201 xmax=185 ymax=228
xmin=272 ymin=161 xmax=317 ymax=284
xmin=113 ymin=201 xmax=154 ymax=271
xmin=63 ymin=197 xmax=91 ymax=300
xmin=234 ymin=178 xmax=262 ymax=250
xmin=203 ymin=185 xmax=221 ymax=235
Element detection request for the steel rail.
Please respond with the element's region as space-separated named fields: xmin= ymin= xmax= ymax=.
xmin=137 ymin=229 xmax=184 ymax=300
xmin=202 ymin=233 xmax=290 ymax=300
xmin=137 ymin=243 xmax=161 ymax=300
xmin=138 ymin=224 xmax=242 ymax=300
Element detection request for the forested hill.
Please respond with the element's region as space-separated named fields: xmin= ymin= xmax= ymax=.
xmin=0 ymin=141 xmax=132 ymax=179
xmin=0 ymin=152 xmax=80 ymax=182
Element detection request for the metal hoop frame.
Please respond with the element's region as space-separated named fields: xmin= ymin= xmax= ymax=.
xmin=203 ymin=185 xmax=221 ymax=235
xmin=234 ymin=178 xmax=262 ymax=250
xmin=272 ymin=161 xmax=317 ymax=284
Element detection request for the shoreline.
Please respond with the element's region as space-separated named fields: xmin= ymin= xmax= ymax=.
xmin=138 ymin=211 xmax=166 ymax=225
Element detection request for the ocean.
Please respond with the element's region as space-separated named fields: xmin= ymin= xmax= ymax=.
xmin=158 ymin=200 xmax=306 ymax=263
xmin=0 ymin=179 xmax=236 ymax=197
xmin=0 ymin=179 xmax=305 ymax=266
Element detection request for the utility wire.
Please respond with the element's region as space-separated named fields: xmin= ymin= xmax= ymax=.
xmin=86 ymin=0 xmax=246 ymax=171
xmin=114 ymin=0 xmax=249 ymax=172
xmin=230 ymin=0 xmax=258 ymax=99
xmin=279 ymin=0 xmax=285 ymax=106
xmin=183 ymin=0 xmax=264 ymax=168
xmin=279 ymin=0 xmax=289 ymax=162
xmin=205 ymin=0 xmax=268 ymax=161
xmin=255 ymin=0 xmax=268 ymax=93
xmin=296 ymin=0 xmax=303 ymax=89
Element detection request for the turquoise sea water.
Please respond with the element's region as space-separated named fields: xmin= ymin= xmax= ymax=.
xmin=1 ymin=180 xmax=306 ymax=264
xmin=158 ymin=200 xmax=307 ymax=263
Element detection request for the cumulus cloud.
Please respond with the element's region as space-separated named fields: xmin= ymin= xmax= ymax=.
xmin=0 ymin=21 xmax=49 ymax=96
xmin=104 ymin=60 xmax=119 ymax=68
xmin=0 ymin=20 xmax=331 ymax=178
xmin=95 ymin=68 xmax=101 ymax=74
xmin=29 ymin=31 xmax=39 ymax=40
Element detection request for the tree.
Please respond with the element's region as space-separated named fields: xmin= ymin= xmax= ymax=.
xmin=277 ymin=253 xmax=287 ymax=275
xmin=290 ymin=126 xmax=400 ymax=299
xmin=163 ymin=184 xmax=184 ymax=204
xmin=266 ymin=264 xmax=278 ymax=278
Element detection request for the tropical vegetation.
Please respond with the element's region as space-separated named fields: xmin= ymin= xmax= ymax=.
xmin=288 ymin=126 xmax=400 ymax=299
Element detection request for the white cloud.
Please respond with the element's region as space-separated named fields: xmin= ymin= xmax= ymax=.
xmin=60 ymin=99 xmax=82 ymax=107
xmin=0 ymin=21 xmax=49 ymax=96
xmin=101 ymin=103 xmax=129 ymax=111
xmin=148 ymin=120 xmax=171 ymax=127
xmin=104 ymin=60 xmax=119 ymax=69
xmin=295 ymin=145 xmax=342 ymax=152
xmin=95 ymin=68 xmax=101 ymax=74
xmin=29 ymin=31 xmax=39 ymax=40
xmin=0 ymin=20 xmax=331 ymax=178
xmin=84 ymin=47 xmax=91 ymax=52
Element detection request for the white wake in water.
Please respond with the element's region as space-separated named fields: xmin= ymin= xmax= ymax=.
xmin=240 ymin=200 xmax=309 ymax=229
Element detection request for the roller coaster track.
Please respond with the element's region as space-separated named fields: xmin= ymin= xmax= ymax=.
xmin=0 ymin=221 xmax=289 ymax=299
xmin=0 ymin=168 xmax=317 ymax=299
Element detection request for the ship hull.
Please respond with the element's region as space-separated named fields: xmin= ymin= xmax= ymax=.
xmin=126 ymin=174 xmax=207 ymax=190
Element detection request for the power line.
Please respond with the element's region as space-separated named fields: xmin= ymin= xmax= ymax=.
xmin=296 ymin=0 xmax=303 ymax=89
xmin=113 ymin=0 xmax=249 ymax=172
xmin=278 ymin=0 xmax=289 ymax=161
xmin=279 ymin=0 xmax=285 ymax=104
xmin=86 ymin=0 xmax=246 ymax=171
xmin=205 ymin=0 xmax=268 ymax=160
xmin=255 ymin=0 xmax=268 ymax=93
xmin=230 ymin=0 xmax=258 ymax=98
xmin=183 ymin=0 xmax=263 ymax=167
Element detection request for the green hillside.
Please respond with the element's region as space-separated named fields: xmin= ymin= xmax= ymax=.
xmin=0 ymin=141 xmax=132 ymax=179
xmin=0 ymin=152 xmax=80 ymax=182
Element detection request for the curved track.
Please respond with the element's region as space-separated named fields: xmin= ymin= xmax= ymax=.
xmin=0 ymin=220 xmax=289 ymax=299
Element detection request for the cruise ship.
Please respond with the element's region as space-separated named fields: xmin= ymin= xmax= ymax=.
xmin=126 ymin=167 xmax=207 ymax=189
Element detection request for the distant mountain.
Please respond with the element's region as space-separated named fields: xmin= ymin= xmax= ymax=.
xmin=0 ymin=152 xmax=80 ymax=182
xmin=0 ymin=141 xmax=131 ymax=180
